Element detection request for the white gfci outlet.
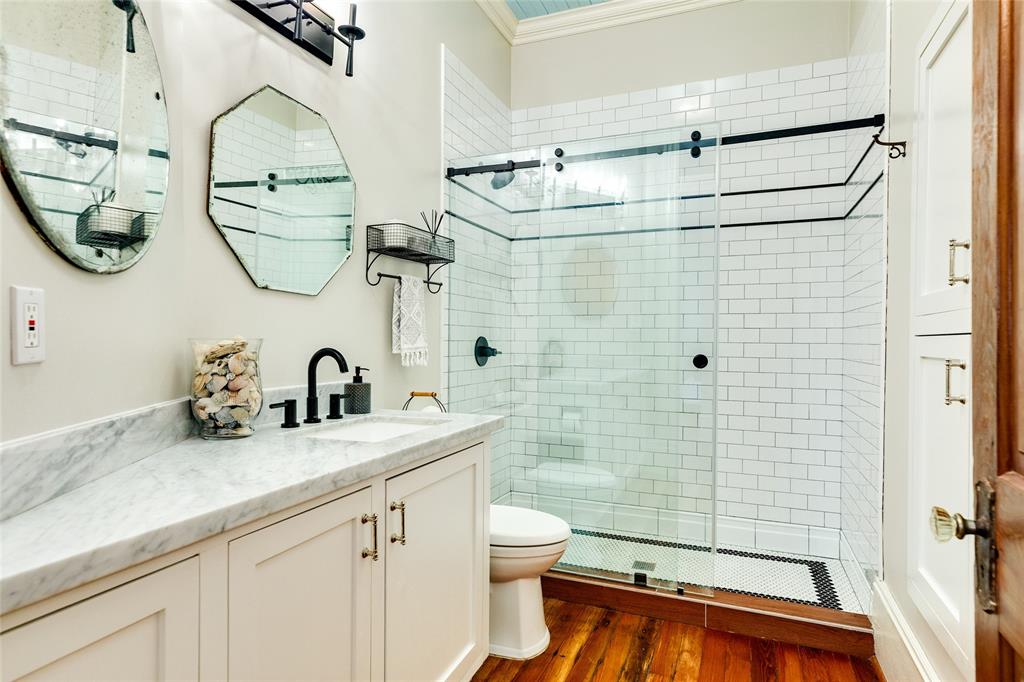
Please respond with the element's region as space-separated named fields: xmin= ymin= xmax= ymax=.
xmin=10 ymin=286 xmax=45 ymax=365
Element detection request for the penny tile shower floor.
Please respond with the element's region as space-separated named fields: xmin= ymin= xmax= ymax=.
xmin=557 ymin=527 xmax=866 ymax=614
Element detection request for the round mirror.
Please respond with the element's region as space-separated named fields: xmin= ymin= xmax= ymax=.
xmin=0 ymin=0 xmax=170 ymax=273
xmin=208 ymin=86 xmax=355 ymax=296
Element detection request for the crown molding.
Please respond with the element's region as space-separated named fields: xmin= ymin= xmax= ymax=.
xmin=474 ymin=0 xmax=518 ymax=43
xmin=476 ymin=0 xmax=741 ymax=46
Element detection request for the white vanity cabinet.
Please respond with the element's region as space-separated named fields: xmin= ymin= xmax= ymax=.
xmin=0 ymin=559 xmax=200 ymax=681
xmin=384 ymin=444 xmax=487 ymax=682
xmin=0 ymin=437 xmax=491 ymax=682
xmin=228 ymin=488 xmax=374 ymax=681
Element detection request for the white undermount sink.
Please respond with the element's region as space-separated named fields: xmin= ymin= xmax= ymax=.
xmin=303 ymin=416 xmax=447 ymax=443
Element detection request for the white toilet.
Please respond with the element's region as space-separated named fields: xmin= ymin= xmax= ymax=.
xmin=488 ymin=504 xmax=571 ymax=659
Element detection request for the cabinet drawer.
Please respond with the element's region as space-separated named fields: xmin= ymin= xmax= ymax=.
xmin=0 ymin=558 xmax=199 ymax=682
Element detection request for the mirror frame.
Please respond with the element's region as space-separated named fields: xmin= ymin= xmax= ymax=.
xmin=206 ymin=84 xmax=356 ymax=296
xmin=0 ymin=3 xmax=171 ymax=274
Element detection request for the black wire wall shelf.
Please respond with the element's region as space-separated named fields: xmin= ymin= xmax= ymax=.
xmin=76 ymin=203 xmax=157 ymax=250
xmin=365 ymin=222 xmax=454 ymax=294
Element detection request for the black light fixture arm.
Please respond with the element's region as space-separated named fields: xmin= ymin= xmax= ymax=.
xmin=251 ymin=0 xmax=365 ymax=76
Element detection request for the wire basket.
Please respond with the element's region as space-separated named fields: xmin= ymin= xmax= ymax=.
xmin=366 ymin=222 xmax=454 ymax=265
xmin=76 ymin=203 xmax=157 ymax=249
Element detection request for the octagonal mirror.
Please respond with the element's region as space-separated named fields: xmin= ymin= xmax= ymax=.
xmin=208 ymin=86 xmax=354 ymax=295
xmin=0 ymin=0 xmax=170 ymax=273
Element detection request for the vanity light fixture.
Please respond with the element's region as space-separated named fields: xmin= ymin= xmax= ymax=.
xmin=231 ymin=0 xmax=366 ymax=76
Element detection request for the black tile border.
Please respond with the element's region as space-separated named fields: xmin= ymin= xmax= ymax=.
xmin=564 ymin=527 xmax=843 ymax=612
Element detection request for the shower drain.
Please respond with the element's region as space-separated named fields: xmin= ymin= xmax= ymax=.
xmin=632 ymin=560 xmax=656 ymax=572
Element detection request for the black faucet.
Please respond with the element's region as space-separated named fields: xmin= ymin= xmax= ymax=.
xmin=306 ymin=348 xmax=349 ymax=423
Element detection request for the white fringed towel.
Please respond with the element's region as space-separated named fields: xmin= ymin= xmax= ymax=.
xmin=392 ymin=275 xmax=428 ymax=367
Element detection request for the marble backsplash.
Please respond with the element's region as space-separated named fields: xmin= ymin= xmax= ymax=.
xmin=0 ymin=381 xmax=350 ymax=520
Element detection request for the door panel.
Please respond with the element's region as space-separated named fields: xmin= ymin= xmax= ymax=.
xmin=385 ymin=445 xmax=486 ymax=682
xmin=912 ymin=0 xmax=972 ymax=333
xmin=228 ymin=488 xmax=373 ymax=681
xmin=908 ymin=334 xmax=974 ymax=678
xmin=0 ymin=558 xmax=199 ymax=681
xmin=971 ymin=0 xmax=1024 ymax=677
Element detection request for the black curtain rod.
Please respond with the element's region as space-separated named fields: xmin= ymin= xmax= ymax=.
xmin=445 ymin=114 xmax=886 ymax=179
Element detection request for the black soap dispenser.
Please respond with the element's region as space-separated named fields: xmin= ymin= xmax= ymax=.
xmin=345 ymin=367 xmax=371 ymax=414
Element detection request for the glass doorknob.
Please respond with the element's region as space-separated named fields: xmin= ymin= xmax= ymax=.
xmin=930 ymin=506 xmax=986 ymax=542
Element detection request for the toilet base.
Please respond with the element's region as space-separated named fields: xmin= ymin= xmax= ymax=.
xmin=488 ymin=575 xmax=550 ymax=659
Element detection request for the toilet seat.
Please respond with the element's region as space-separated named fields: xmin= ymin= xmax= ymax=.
xmin=490 ymin=505 xmax=571 ymax=547
xmin=490 ymin=540 xmax=568 ymax=560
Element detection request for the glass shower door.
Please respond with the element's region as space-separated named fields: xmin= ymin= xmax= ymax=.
xmin=519 ymin=124 xmax=721 ymax=593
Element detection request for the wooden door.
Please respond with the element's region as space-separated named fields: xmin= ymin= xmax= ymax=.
xmin=0 ymin=558 xmax=199 ymax=681
xmin=972 ymin=0 xmax=1024 ymax=679
xmin=228 ymin=488 xmax=374 ymax=681
xmin=384 ymin=445 xmax=487 ymax=682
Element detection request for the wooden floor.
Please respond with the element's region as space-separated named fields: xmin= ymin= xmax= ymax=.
xmin=473 ymin=598 xmax=880 ymax=682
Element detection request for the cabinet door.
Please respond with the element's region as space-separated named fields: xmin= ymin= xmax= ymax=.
xmin=0 ymin=558 xmax=199 ymax=681
xmin=911 ymin=1 xmax=973 ymax=333
xmin=907 ymin=334 xmax=974 ymax=679
xmin=228 ymin=488 xmax=374 ymax=681
xmin=385 ymin=445 xmax=486 ymax=682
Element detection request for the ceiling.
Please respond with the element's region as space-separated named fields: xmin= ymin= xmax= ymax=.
xmin=504 ymin=0 xmax=610 ymax=20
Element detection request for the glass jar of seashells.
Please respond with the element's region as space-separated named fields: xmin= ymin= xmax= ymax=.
xmin=189 ymin=337 xmax=263 ymax=439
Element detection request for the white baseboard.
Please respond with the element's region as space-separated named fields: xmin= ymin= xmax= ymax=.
xmin=872 ymin=581 xmax=952 ymax=682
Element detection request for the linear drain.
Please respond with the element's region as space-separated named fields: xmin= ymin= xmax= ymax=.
xmin=632 ymin=560 xmax=656 ymax=571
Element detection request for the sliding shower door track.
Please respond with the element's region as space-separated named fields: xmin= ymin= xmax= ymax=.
xmin=541 ymin=571 xmax=873 ymax=659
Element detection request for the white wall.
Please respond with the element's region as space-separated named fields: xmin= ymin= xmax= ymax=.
xmin=874 ymin=0 xmax=967 ymax=679
xmin=510 ymin=0 xmax=850 ymax=109
xmin=0 ymin=0 xmax=509 ymax=441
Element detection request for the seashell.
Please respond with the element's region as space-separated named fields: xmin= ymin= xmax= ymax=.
xmin=211 ymin=390 xmax=230 ymax=405
xmin=214 ymin=406 xmax=237 ymax=425
xmin=195 ymin=387 xmax=211 ymax=399
xmin=232 ymin=425 xmax=254 ymax=436
xmin=192 ymin=373 xmax=207 ymax=394
xmin=229 ymin=406 xmax=251 ymax=424
xmin=236 ymin=386 xmax=251 ymax=403
xmin=200 ymin=363 xmax=213 ymax=374
xmin=228 ymin=354 xmax=247 ymax=375
xmin=203 ymin=339 xmax=247 ymax=363
xmin=228 ymin=376 xmax=249 ymax=392
xmin=194 ymin=397 xmax=216 ymax=420
xmin=245 ymin=362 xmax=257 ymax=377
xmin=206 ymin=375 xmax=228 ymax=393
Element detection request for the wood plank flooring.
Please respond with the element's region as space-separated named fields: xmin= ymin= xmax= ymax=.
xmin=473 ymin=599 xmax=880 ymax=682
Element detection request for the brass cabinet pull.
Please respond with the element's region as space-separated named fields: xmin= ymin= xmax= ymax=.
xmin=947 ymin=239 xmax=970 ymax=286
xmin=361 ymin=513 xmax=379 ymax=560
xmin=390 ymin=501 xmax=406 ymax=545
xmin=944 ymin=358 xmax=967 ymax=405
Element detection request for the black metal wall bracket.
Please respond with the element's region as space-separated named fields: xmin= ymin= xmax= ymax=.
xmin=231 ymin=0 xmax=365 ymax=76
xmin=365 ymin=251 xmax=447 ymax=293
xmin=872 ymin=131 xmax=907 ymax=159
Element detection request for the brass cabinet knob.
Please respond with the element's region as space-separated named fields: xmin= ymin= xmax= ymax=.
xmin=930 ymin=506 xmax=988 ymax=542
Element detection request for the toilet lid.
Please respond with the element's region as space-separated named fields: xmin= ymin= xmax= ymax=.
xmin=490 ymin=505 xmax=571 ymax=546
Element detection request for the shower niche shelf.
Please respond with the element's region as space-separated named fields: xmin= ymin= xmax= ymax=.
xmin=365 ymin=222 xmax=454 ymax=294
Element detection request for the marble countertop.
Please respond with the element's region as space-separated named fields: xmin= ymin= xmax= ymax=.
xmin=0 ymin=411 xmax=503 ymax=614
